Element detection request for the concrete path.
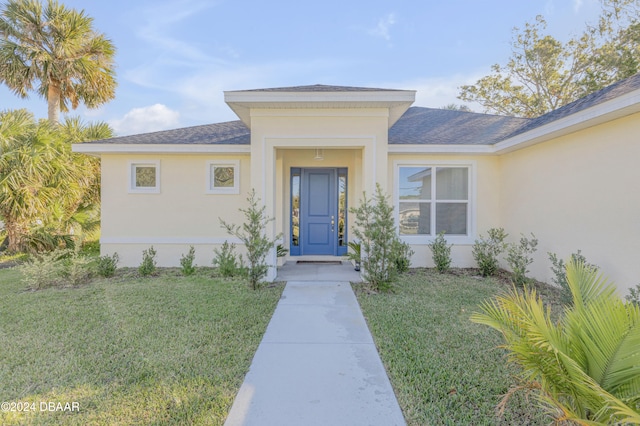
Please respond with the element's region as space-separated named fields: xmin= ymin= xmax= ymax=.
xmin=224 ymin=280 xmax=406 ymax=426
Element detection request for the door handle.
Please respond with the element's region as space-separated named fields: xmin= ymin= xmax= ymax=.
xmin=331 ymin=215 xmax=335 ymax=231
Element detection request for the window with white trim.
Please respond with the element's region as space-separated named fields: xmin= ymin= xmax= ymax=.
xmin=397 ymin=166 xmax=469 ymax=236
xmin=206 ymin=160 xmax=239 ymax=194
xmin=129 ymin=161 xmax=160 ymax=193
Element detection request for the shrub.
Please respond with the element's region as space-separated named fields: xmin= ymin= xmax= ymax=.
xmin=180 ymin=246 xmax=197 ymax=276
xmin=213 ymin=241 xmax=241 ymax=278
xmin=96 ymin=252 xmax=119 ymax=278
xmin=350 ymin=183 xmax=407 ymax=292
xmin=276 ymin=244 xmax=288 ymax=258
xmin=138 ymin=246 xmax=157 ymax=277
xmin=472 ymin=228 xmax=508 ymax=277
xmin=549 ymin=250 xmax=597 ymax=306
xmin=625 ymin=283 xmax=640 ymax=306
xmin=506 ymin=233 xmax=538 ymax=286
xmin=472 ymin=260 xmax=640 ymax=424
xmin=220 ymin=189 xmax=280 ymax=290
xmin=63 ymin=250 xmax=92 ymax=286
xmin=428 ymin=231 xmax=452 ymax=273
xmin=393 ymin=239 xmax=414 ymax=274
xmin=20 ymin=249 xmax=68 ymax=289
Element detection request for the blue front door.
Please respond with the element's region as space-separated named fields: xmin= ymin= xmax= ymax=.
xmin=301 ymin=169 xmax=336 ymax=255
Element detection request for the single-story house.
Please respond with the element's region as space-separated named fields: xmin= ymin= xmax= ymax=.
xmin=73 ymin=74 xmax=640 ymax=294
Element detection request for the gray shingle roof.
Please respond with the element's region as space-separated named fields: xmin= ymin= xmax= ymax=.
xmin=389 ymin=107 xmax=529 ymax=145
xmin=228 ymin=84 xmax=404 ymax=92
xmin=85 ymin=74 xmax=640 ymax=146
xmin=84 ymin=120 xmax=250 ymax=145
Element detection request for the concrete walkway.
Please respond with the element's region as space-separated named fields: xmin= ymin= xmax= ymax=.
xmin=224 ymin=279 xmax=406 ymax=425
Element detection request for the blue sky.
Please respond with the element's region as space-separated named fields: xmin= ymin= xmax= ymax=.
xmin=0 ymin=0 xmax=604 ymax=135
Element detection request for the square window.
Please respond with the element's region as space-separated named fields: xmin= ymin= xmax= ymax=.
xmin=129 ymin=161 xmax=160 ymax=193
xmin=206 ymin=160 xmax=240 ymax=194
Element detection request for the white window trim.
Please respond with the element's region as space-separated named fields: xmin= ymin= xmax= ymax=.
xmin=394 ymin=160 xmax=477 ymax=245
xmin=128 ymin=160 xmax=160 ymax=194
xmin=206 ymin=160 xmax=240 ymax=194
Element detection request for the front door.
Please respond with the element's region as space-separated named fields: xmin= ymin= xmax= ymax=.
xmin=290 ymin=168 xmax=347 ymax=256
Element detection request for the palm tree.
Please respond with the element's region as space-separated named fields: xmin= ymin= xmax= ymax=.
xmin=0 ymin=0 xmax=116 ymax=124
xmin=471 ymin=260 xmax=640 ymax=424
xmin=0 ymin=109 xmax=112 ymax=252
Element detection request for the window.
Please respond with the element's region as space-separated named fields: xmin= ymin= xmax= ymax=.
xmin=397 ymin=165 xmax=470 ymax=237
xmin=129 ymin=161 xmax=160 ymax=193
xmin=206 ymin=160 xmax=239 ymax=194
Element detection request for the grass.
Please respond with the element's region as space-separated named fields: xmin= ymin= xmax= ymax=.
xmin=0 ymin=267 xmax=284 ymax=425
xmin=355 ymin=269 xmax=561 ymax=426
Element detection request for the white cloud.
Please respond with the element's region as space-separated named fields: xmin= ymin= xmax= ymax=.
xmin=109 ymin=104 xmax=180 ymax=136
xmin=368 ymin=13 xmax=396 ymax=41
xmin=573 ymin=0 xmax=584 ymax=12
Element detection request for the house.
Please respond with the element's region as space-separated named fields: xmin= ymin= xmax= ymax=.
xmin=73 ymin=75 xmax=640 ymax=293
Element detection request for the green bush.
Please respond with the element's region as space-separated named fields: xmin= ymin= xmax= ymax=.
xmin=506 ymin=233 xmax=538 ymax=286
xmin=549 ymin=250 xmax=597 ymax=306
xmin=20 ymin=249 xmax=68 ymax=289
xmin=96 ymin=252 xmax=119 ymax=278
xmin=138 ymin=246 xmax=157 ymax=277
xmin=220 ymin=189 xmax=280 ymax=290
xmin=180 ymin=246 xmax=197 ymax=276
xmin=625 ymin=283 xmax=640 ymax=306
xmin=63 ymin=250 xmax=92 ymax=285
xmin=428 ymin=231 xmax=452 ymax=273
xmin=213 ymin=241 xmax=241 ymax=278
xmin=351 ymin=183 xmax=408 ymax=292
xmin=472 ymin=228 xmax=508 ymax=277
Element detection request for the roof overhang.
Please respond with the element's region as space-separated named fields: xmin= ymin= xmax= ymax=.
xmin=72 ymin=143 xmax=251 ymax=156
xmin=224 ymin=89 xmax=416 ymax=128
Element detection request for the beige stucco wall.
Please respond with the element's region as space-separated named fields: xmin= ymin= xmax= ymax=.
xmin=387 ymin=153 xmax=502 ymax=268
xmin=499 ymin=112 xmax=640 ymax=293
xmin=100 ymin=153 xmax=250 ymax=266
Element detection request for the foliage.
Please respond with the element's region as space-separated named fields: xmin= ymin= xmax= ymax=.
xmin=505 ymin=233 xmax=538 ymax=287
xmin=19 ymin=249 xmax=67 ymax=289
xmin=138 ymin=246 xmax=157 ymax=277
xmin=213 ymin=241 xmax=241 ymax=278
xmin=626 ymin=283 xmax=640 ymax=306
xmin=0 ymin=0 xmax=117 ymax=123
xmin=344 ymin=241 xmax=361 ymax=262
xmin=472 ymin=228 xmax=508 ymax=277
xmin=220 ymin=189 xmax=280 ymax=290
xmin=179 ymin=246 xmax=197 ymax=276
xmin=428 ymin=231 xmax=453 ymax=273
xmin=471 ymin=260 xmax=640 ymax=424
xmin=0 ymin=109 xmax=111 ymax=253
xmin=96 ymin=252 xmax=119 ymax=278
xmin=276 ymin=243 xmax=288 ymax=258
xmin=393 ymin=239 xmax=414 ymax=274
xmin=549 ymin=250 xmax=598 ymax=306
xmin=459 ymin=1 xmax=640 ymax=117
xmin=63 ymin=248 xmax=91 ymax=286
xmin=350 ymin=184 xmax=408 ymax=292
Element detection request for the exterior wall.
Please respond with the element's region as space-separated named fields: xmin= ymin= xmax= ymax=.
xmin=499 ymin=112 xmax=640 ymax=293
xmin=100 ymin=153 xmax=250 ymax=266
xmin=388 ymin=154 xmax=502 ymax=268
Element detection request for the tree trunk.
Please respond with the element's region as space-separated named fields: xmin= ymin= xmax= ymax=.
xmin=4 ymin=219 xmax=26 ymax=253
xmin=47 ymin=84 xmax=61 ymax=124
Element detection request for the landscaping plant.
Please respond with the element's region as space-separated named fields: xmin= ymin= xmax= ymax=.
xmin=471 ymin=260 xmax=640 ymax=424
xmin=472 ymin=227 xmax=508 ymax=276
xmin=63 ymin=248 xmax=92 ymax=286
xmin=19 ymin=249 xmax=67 ymax=289
xmin=428 ymin=231 xmax=452 ymax=273
xmin=506 ymin=233 xmax=538 ymax=286
xmin=344 ymin=241 xmax=362 ymax=271
xmin=138 ymin=246 xmax=157 ymax=277
xmin=220 ymin=189 xmax=280 ymax=290
xmin=626 ymin=283 xmax=640 ymax=306
xmin=213 ymin=241 xmax=241 ymax=278
xmin=96 ymin=252 xmax=119 ymax=278
xmin=350 ymin=183 xmax=409 ymax=292
xmin=180 ymin=246 xmax=197 ymax=276
xmin=549 ymin=250 xmax=598 ymax=306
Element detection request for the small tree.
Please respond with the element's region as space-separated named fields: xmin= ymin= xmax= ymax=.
xmin=472 ymin=228 xmax=508 ymax=277
xmin=350 ymin=183 xmax=409 ymax=292
xmin=180 ymin=246 xmax=196 ymax=276
xmin=220 ymin=189 xmax=280 ymax=290
xmin=506 ymin=233 xmax=538 ymax=287
xmin=429 ymin=231 xmax=453 ymax=273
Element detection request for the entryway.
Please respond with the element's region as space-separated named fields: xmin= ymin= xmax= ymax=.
xmin=290 ymin=167 xmax=347 ymax=256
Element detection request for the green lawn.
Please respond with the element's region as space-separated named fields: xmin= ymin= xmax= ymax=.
xmin=0 ymin=267 xmax=284 ymax=425
xmin=355 ymin=269 xmax=560 ymax=426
